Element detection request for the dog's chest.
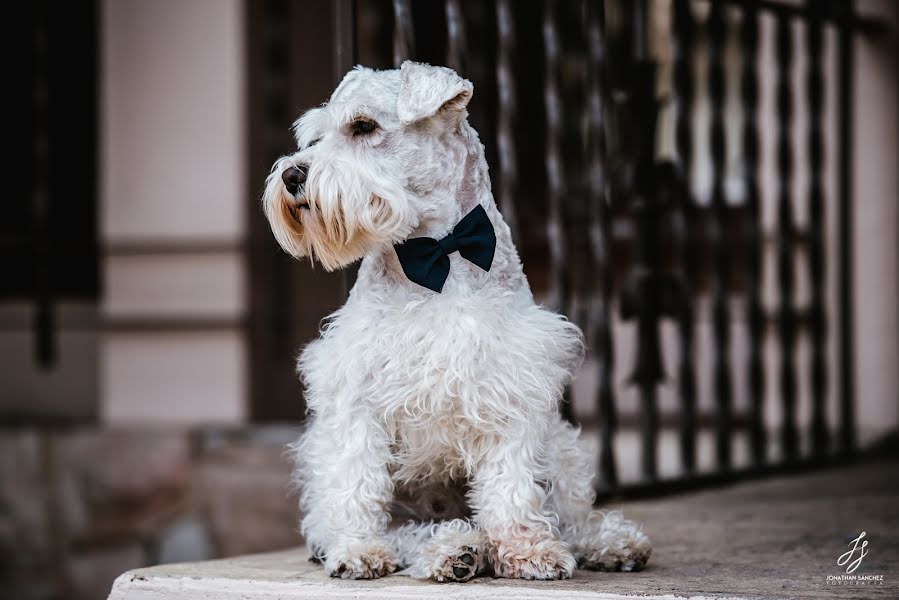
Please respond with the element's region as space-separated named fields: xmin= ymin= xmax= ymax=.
xmin=307 ymin=288 xmax=579 ymax=476
xmin=361 ymin=298 xmax=512 ymax=476
xmin=391 ymin=410 xmax=479 ymax=479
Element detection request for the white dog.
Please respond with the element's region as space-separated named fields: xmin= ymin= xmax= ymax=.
xmin=263 ymin=61 xmax=651 ymax=582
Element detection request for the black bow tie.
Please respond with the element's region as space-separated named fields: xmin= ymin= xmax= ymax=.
xmin=394 ymin=205 xmax=496 ymax=293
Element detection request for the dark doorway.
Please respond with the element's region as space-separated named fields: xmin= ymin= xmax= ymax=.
xmin=245 ymin=0 xmax=349 ymax=421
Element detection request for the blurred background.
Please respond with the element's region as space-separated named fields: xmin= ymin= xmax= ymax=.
xmin=0 ymin=0 xmax=896 ymax=598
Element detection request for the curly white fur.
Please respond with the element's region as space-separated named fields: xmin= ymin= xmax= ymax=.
xmin=266 ymin=62 xmax=651 ymax=582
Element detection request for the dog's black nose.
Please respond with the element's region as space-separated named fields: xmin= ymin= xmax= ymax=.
xmin=282 ymin=166 xmax=307 ymax=195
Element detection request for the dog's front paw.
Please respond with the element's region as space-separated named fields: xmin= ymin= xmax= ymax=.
xmin=489 ymin=532 xmax=576 ymax=580
xmin=576 ymin=511 xmax=652 ymax=572
xmin=430 ymin=544 xmax=480 ymax=583
xmin=418 ymin=519 xmax=487 ymax=583
xmin=326 ymin=541 xmax=397 ymax=580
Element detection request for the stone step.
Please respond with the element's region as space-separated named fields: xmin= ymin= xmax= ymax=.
xmin=107 ymin=547 xmax=710 ymax=600
xmin=108 ymin=458 xmax=899 ymax=600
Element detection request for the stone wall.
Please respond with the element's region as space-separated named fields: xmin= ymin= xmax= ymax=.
xmin=0 ymin=426 xmax=302 ymax=600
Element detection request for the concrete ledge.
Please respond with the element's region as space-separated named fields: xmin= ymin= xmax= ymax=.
xmin=108 ymin=547 xmax=715 ymax=600
xmin=109 ymin=459 xmax=899 ymax=600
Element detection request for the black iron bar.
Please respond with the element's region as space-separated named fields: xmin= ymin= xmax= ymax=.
xmin=542 ymin=0 xmax=576 ymax=425
xmin=334 ymin=0 xmax=356 ymax=80
xmin=776 ymin=13 xmax=799 ymax=462
xmin=495 ymin=0 xmax=520 ymax=243
xmin=586 ymin=0 xmax=618 ymax=491
xmin=673 ymin=0 xmax=698 ymax=475
xmin=708 ymin=0 xmax=733 ymax=470
xmin=542 ymin=0 xmax=567 ymax=315
xmin=627 ymin=0 xmax=664 ymax=482
xmin=445 ymin=0 xmax=466 ymax=74
xmin=837 ymin=0 xmax=856 ymax=456
xmin=742 ymin=0 xmax=766 ymax=466
xmin=336 ymin=0 xmax=358 ymax=298
xmin=673 ymin=0 xmax=698 ymax=473
xmin=393 ymin=0 xmax=414 ymax=67
xmin=806 ymin=0 xmax=828 ymax=458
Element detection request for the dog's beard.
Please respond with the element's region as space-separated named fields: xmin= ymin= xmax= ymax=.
xmin=264 ymin=157 xmax=415 ymax=270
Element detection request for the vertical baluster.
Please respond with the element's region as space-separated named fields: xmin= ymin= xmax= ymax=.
xmin=673 ymin=0 xmax=697 ymax=475
xmin=393 ymin=0 xmax=414 ymax=67
xmin=742 ymin=0 xmax=765 ymax=465
xmin=776 ymin=14 xmax=798 ymax=461
xmin=495 ymin=0 xmax=520 ymax=243
xmin=837 ymin=0 xmax=856 ymax=456
xmin=336 ymin=0 xmax=358 ymax=298
xmin=543 ymin=0 xmax=574 ymax=423
xmin=543 ymin=0 xmax=567 ymax=315
xmin=806 ymin=1 xmax=828 ymax=458
xmin=445 ymin=0 xmax=466 ymax=73
xmin=586 ymin=0 xmax=617 ymax=490
xmin=627 ymin=0 xmax=664 ymax=482
xmin=708 ymin=1 xmax=733 ymax=470
xmin=334 ymin=0 xmax=356 ymax=79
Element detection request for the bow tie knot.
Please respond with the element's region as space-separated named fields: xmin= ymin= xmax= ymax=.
xmin=437 ymin=236 xmax=461 ymax=256
xmin=394 ymin=205 xmax=496 ymax=293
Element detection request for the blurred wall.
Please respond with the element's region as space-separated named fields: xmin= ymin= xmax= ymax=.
xmin=854 ymin=0 xmax=899 ymax=440
xmin=99 ymin=0 xmax=247 ymax=424
xmin=0 ymin=303 xmax=98 ymax=421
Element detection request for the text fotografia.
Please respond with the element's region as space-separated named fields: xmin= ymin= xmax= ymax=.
xmin=826 ymin=574 xmax=884 ymax=586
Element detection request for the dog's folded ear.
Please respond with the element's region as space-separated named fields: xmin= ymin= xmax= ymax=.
xmin=397 ymin=61 xmax=473 ymax=125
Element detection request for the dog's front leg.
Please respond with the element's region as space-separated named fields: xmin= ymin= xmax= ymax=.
xmin=298 ymin=412 xmax=396 ymax=579
xmin=468 ymin=428 xmax=577 ymax=580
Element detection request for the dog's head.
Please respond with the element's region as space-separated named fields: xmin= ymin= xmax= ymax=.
xmin=263 ymin=62 xmax=475 ymax=270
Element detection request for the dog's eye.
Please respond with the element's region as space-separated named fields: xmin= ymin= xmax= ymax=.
xmin=307 ymin=137 xmax=321 ymax=148
xmin=350 ymin=119 xmax=378 ymax=136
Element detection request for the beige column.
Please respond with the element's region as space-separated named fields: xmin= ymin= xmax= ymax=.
xmin=100 ymin=0 xmax=247 ymax=424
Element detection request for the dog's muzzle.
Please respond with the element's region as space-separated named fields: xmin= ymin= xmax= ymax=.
xmin=282 ymin=165 xmax=308 ymax=196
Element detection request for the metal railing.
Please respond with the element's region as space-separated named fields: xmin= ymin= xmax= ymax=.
xmin=324 ymin=0 xmax=887 ymax=496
